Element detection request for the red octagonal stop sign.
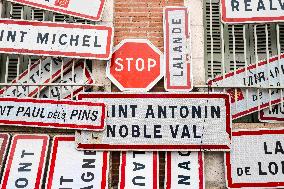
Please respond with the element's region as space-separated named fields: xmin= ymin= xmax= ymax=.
xmin=107 ymin=39 xmax=164 ymax=91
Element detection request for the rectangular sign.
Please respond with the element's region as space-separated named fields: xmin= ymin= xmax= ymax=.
xmin=165 ymin=152 xmax=204 ymax=189
xmin=164 ymin=7 xmax=192 ymax=91
xmin=259 ymin=104 xmax=284 ymax=122
xmin=208 ymin=54 xmax=284 ymax=120
xmin=46 ymin=136 xmax=109 ymax=189
xmin=76 ymin=93 xmax=231 ymax=151
xmin=0 ymin=19 xmax=113 ymax=59
xmin=119 ymin=151 xmax=159 ymax=189
xmin=0 ymin=57 xmax=73 ymax=98
xmin=221 ymin=0 xmax=284 ymax=23
xmin=0 ymin=97 xmax=105 ymax=130
xmin=0 ymin=134 xmax=10 ymax=175
xmin=1 ymin=134 xmax=49 ymax=189
xmin=226 ymin=129 xmax=284 ymax=188
xmin=40 ymin=62 xmax=94 ymax=99
xmin=8 ymin=0 xmax=105 ymax=21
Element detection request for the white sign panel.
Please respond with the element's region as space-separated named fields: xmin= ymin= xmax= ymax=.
xmin=0 ymin=97 xmax=105 ymax=130
xmin=221 ymin=0 xmax=284 ymax=23
xmin=259 ymin=104 xmax=284 ymax=122
xmin=164 ymin=7 xmax=192 ymax=91
xmin=208 ymin=54 xmax=284 ymax=120
xmin=76 ymin=93 xmax=231 ymax=151
xmin=1 ymin=134 xmax=49 ymax=189
xmin=8 ymin=0 xmax=105 ymax=21
xmin=0 ymin=57 xmax=73 ymax=98
xmin=46 ymin=136 xmax=109 ymax=189
xmin=119 ymin=151 xmax=159 ymax=189
xmin=40 ymin=62 xmax=94 ymax=99
xmin=0 ymin=19 xmax=113 ymax=60
xmin=226 ymin=129 xmax=284 ymax=188
xmin=165 ymin=152 xmax=204 ymax=189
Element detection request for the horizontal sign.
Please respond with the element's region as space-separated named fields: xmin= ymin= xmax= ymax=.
xmin=221 ymin=0 xmax=284 ymax=23
xmin=165 ymin=152 xmax=204 ymax=189
xmin=76 ymin=93 xmax=231 ymax=151
xmin=0 ymin=97 xmax=105 ymax=130
xmin=0 ymin=57 xmax=73 ymax=98
xmin=46 ymin=136 xmax=109 ymax=189
xmin=8 ymin=0 xmax=105 ymax=21
xmin=40 ymin=61 xmax=93 ymax=99
xmin=226 ymin=129 xmax=284 ymax=188
xmin=208 ymin=54 xmax=284 ymax=120
xmin=164 ymin=7 xmax=192 ymax=91
xmin=0 ymin=134 xmax=10 ymax=174
xmin=119 ymin=151 xmax=159 ymax=189
xmin=259 ymin=104 xmax=284 ymax=122
xmin=1 ymin=134 xmax=49 ymax=189
xmin=0 ymin=19 xmax=113 ymax=59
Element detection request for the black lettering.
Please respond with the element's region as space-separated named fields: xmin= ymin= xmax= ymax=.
xmin=37 ymin=33 xmax=49 ymax=44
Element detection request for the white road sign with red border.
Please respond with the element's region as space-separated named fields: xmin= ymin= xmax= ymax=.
xmin=1 ymin=134 xmax=49 ymax=189
xmin=165 ymin=152 xmax=204 ymax=189
xmin=119 ymin=151 xmax=159 ymax=189
xmin=0 ymin=97 xmax=105 ymax=131
xmin=46 ymin=136 xmax=109 ymax=189
xmin=164 ymin=7 xmax=192 ymax=91
xmin=0 ymin=19 xmax=113 ymax=59
xmin=259 ymin=104 xmax=284 ymax=123
xmin=8 ymin=0 xmax=106 ymax=21
xmin=226 ymin=129 xmax=284 ymax=188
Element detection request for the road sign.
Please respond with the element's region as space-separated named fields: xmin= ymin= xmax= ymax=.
xmin=76 ymin=93 xmax=231 ymax=151
xmin=208 ymin=54 xmax=284 ymax=120
xmin=221 ymin=0 xmax=284 ymax=23
xmin=1 ymin=134 xmax=49 ymax=189
xmin=0 ymin=97 xmax=105 ymax=130
xmin=40 ymin=61 xmax=94 ymax=99
xmin=0 ymin=134 xmax=10 ymax=175
xmin=0 ymin=19 xmax=113 ymax=59
xmin=8 ymin=0 xmax=105 ymax=21
xmin=119 ymin=151 xmax=159 ymax=189
xmin=259 ymin=104 xmax=284 ymax=122
xmin=46 ymin=136 xmax=109 ymax=189
xmin=0 ymin=57 xmax=74 ymax=98
xmin=107 ymin=39 xmax=163 ymax=91
xmin=226 ymin=129 xmax=284 ymax=188
xmin=164 ymin=7 xmax=192 ymax=91
xmin=165 ymin=152 xmax=204 ymax=189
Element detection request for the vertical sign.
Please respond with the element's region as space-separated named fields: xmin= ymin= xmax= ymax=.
xmin=165 ymin=152 xmax=204 ymax=189
xmin=46 ymin=136 xmax=109 ymax=189
xmin=164 ymin=7 xmax=192 ymax=91
xmin=0 ymin=134 xmax=10 ymax=174
xmin=226 ymin=129 xmax=284 ymax=188
xmin=1 ymin=134 xmax=49 ymax=189
xmin=119 ymin=151 xmax=159 ymax=189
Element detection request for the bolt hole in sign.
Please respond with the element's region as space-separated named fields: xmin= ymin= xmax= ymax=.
xmin=221 ymin=0 xmax=284 ymax=23
xmin=0 ymin=97 xmax=105 ymax=131
xmin=119 ymin=151 xmax=159 ymax=189
xmin=226 ymin=129 xmax=284 ymax=188
xmin=0 ymin=19 xmax=113 ymax=59
xmin=107 ymin=39 xmax=163 ymax=92
xmin=1 ymin=134 xmax=49 ymax=189
xmin=164 ymin=7 xmax=192 ymax=91
xmin=7 ymin=0 xmax=105 ymax=21
xmin=165 ymin=152 xmax=204 ymax=189
xmin=46 ymin=136 xmax=109 ymax=189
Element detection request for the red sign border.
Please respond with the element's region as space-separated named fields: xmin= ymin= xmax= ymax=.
xmin=220 ymin=0 xmax=284 ymax=23
xmin=119 ymin=151 xmax=159 ymax=189
xmin=0 ymin=134 xmax=10 ymax=172
xmin=259 ymin=107 xmax=284 ymax=122
xmin=1 ymin=134 xmax=49 ymax=189
xmin=164 ymin=7 xmax=193 ymax=91
xmin=0 ymin=19 xmax=113 ymax=60
xmin=8 ymin=0 xmax=105 ymax=21
xmin=77 ymin=93 xmax=231 ymax=151
xmin=226 ymin=129 xmax=284 ymax=188
xmin=208 ymin=54 xmax=284 ymax=120
xmin=46 ymin=136 xmax=109 ymax=189
xmin=165 ymin=152 xmax=204 ymax=189
xmin=0 ymin=97 xmax=106 ymax=131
